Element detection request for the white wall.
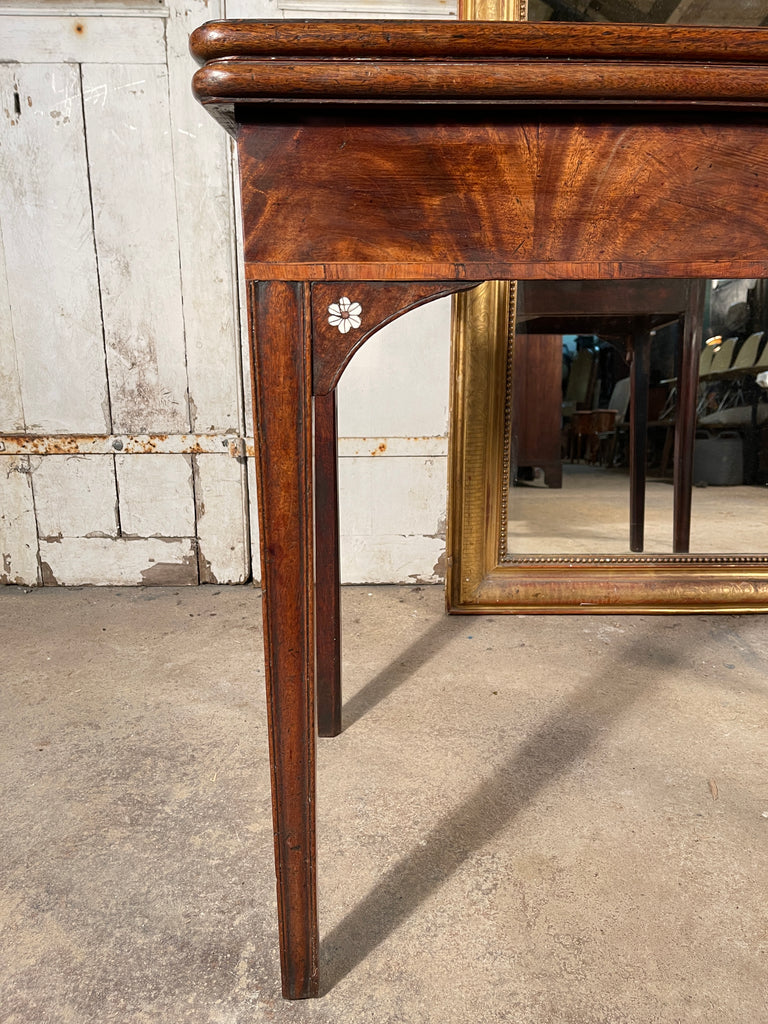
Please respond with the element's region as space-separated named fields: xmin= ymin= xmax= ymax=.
xmin=0 ymin=0 xmax=456 ymax=586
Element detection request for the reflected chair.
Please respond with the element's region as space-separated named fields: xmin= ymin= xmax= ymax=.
xmin=563 ymin=350 xmax=597 ymax=460
xmin=713 ymin=332 xmax=768 ymax=412
xmin=700 ymin=335 xmax=738 ymax=379
xmin=562 ymin=348 xmax=596 ymax=420
xmin=589 ymin=376 xmax=631 ymax=466
xmin=698 ymin=336 xmax=739 ymax=418
xmin=697 ymin=338 xmax=720 ymax=377
xmin=585 ymin=409 xmax=619 ymax=464
xmin=751 ymin=331 xmax=768 ymax=372
xmin=568 ymin=409 xmax=594 ymax=462
xmin=730 ymin=331 xmax=766 ymax=374
xmin=698 ymin=331 xmax=768 ymax=433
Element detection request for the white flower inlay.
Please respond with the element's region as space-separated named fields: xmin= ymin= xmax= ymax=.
xmin=328 ymin=296 xmax=362 ymax=334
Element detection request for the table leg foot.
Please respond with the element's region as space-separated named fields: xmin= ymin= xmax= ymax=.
xmin=250 ymin=281 xmax=319 ymax=998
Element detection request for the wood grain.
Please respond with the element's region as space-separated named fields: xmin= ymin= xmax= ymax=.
xmin=248 ymin=281 xmax=318 ymax=999
xmin=195 ymin=59 xmax=768 ymax=106
xmin=83 ymin=62 xmax=189 ymax=435
xmin=312 ymin=281 xmax=476 ymax=395
xmin=0 ymin=64 xmax=108 ymax=434
xmin=244 ymin=260 xmax=768 ymax=283
xmin=190 ymin=21 xmax=768 ymax=64
xmin=236 ymin=119 xmax=768 ymax=279
xmin=314 ymin=390 xmax=341 ymax=738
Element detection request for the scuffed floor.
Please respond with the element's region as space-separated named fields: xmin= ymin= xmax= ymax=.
xmin=2 ymin=585 xmax=767 ymax=1023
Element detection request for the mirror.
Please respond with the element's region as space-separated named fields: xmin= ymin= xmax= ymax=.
xmin=506 ymin=279 xmax=768 ymax=559
xmin=525 ymin=1 xmax=766 ymax=26
xmin=446 ymin=0 xmax=768 ymax=612
xmin=447 ymin=279 xmax=768 ymax=613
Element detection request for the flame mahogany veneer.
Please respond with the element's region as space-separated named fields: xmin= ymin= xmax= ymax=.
xmin=190 ymin=21 xmax=768 ymax=998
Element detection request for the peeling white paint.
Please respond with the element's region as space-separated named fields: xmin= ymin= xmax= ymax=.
xmin=2 ymin=0 xmax=454 ymax=588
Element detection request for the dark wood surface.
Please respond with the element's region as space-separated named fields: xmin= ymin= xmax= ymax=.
xmin=190 ymin=21 xmax=768 ymax=63
xmin=248 ymin=281 xmax=318 ymax=998
xmin=312 ymin=282 xmax=476 ymax=396
xmin=512 ymin=334 xmax=563 ymax=489
xmin=231 ymin=119 xmax=768 ymax=281
xmin=189 ymin=21 xmax=768 ymax=998
xmin=674 ymin=280 xmax=707 ymax=553
xmin=190 ymin=23 xmax=768 ymax=281
xmin=314 ymin=390 xmax=342 ymax=738
xmin=517 ymin=279 xmax=691 ymax=321
xmin=629 ymin=328 xmax=652 ymax=552
xmin=190 ymin=21 xmax=768 ymax=111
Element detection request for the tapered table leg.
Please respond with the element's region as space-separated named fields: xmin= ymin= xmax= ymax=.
xmin=249 ymin=281 xmax=319 ymax=999
xmin=673 ymin=279 xmax=705 ymax=554
xmin=629 ymin=329 xmax=651 ymax=553
xmin=315 ymin=389 xmax=342 ymax=737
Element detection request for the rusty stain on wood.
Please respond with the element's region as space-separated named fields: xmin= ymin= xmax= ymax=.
xmin=0 ymin=434 xmax=245 ymax=456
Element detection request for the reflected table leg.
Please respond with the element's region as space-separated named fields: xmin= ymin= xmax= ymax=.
xmin=673 ymin=280 xmax=705 ymax=554
xmin=629 ymin=328 xmax=651 ymax=552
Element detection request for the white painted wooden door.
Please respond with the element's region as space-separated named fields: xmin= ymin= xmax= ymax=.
xmin=0 ymin=0 xmax=251 ymax=585
xmin=2 ymin=0 xmax=459 ymax=588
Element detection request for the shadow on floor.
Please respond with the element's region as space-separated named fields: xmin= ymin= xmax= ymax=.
xmin=341 ymin=615 xmax=467 ymax=729
xmin=321 ymin=624 xmax=680 ymax=993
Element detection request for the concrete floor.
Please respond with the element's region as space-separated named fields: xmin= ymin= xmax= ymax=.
xmin=2 ymin=585 xmax=768 ymax=1024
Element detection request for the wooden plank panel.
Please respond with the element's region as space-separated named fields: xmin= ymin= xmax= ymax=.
xmin=38 ymin=537 xmax=198 ymax=586
xmin=115 ymin=453 xmax=195 ymax=538
xmin=341 ymin=532 xmax=446 ymax=583
xmin=31 ymin=455 xmax=118 ymax=539
xmin=277 ymin=0 xmax=457 ymax=16
xmin=246 ymin=456 xmax=262 ymax=583
xmin=336 ymin=297 xmax=451 ymax=435
xmin=0 ymin=223 xmax=25 ymax=433
xmin=165 ymin=0 xmax=242 ymax=435
xmin=0 ymin=456 xmax=39 ymax=586
xmin=234 ymin=167 xmax=255 ymax=433
xmin=338 ymin=454 xmax=447 ymax=582
xmin=0 ymin=15 xmax=166 ymax=65
xmin=194 ymin=454 xmax=250 ymax=583
xmin=82 ymin=63 xmax=190 ymax=434
xmin=169 ymin=3 xmax=255 ymax=587
xmin=0 ymin=64 xmax=109 ymax=434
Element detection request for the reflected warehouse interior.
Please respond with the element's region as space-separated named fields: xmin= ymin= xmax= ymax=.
xmin=507 ymin=279 xmax=768 ymax=558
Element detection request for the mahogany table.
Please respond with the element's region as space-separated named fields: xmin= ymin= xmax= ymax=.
xmin=190 ymin=20 xmax=768 ymax=998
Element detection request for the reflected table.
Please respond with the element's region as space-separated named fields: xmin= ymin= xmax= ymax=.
xmin=516 ymin=277 xmax=703 ymax=552
xmin=190 ymin=20 xmax=768 ymax=998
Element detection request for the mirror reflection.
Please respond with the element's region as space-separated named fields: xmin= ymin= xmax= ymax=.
xmin=506 ymin=279 xmax=768 ymax=557
xmin=526 ymin=0 xmax=766 ymax=27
